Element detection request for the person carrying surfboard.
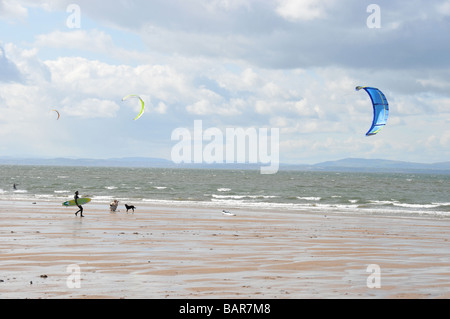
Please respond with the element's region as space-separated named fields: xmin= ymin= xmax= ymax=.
xmin=74 ymin=191 xmax=84 ymax=217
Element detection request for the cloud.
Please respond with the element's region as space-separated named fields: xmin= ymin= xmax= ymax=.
xmin=0 ymin=45 xmax=22 ymax=82
xmin=61 ymin=98 xmax=119 ymax=119
xmin=44 ymin=57 xmax=190 ymax=107
xmin=2 ymin=43 xmax=50 ymax=83
xmin=35 ymin=29 xmax=115 ymax=53
xmin=437 ymin=0 xmax=450 ymax=16
xmin=275 ymin=0 xmax=336 ymax=21
xmin=0 ymin=0 xmax=28 ymax=22
xmin=34 ymin=29 xmax=150 ymax=64
xmin=10 ymin=0 xmax=448 ymax=72
xmin=186 ymin=97 xmax=245 ymax=116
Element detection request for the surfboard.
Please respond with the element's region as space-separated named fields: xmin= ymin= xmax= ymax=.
xmin=62 ymin=198 xmax=91 ymax=207
xmin=222 ymin=210 xmax=235 ymax=216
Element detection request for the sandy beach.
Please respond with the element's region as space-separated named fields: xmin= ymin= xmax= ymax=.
xmin=0 ymin=199 xmax=449 ymax=299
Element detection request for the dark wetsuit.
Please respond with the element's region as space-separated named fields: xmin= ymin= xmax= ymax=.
xmin=74 ymin=193 xmax=84 ymax=217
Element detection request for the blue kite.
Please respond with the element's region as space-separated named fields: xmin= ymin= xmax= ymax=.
xmin=356 ymin=86 xmax=389 ymax=136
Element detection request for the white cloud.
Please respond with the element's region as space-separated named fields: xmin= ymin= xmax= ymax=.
xmin=61 ymin=98 xmax=119 ymax=119
xmin=35 ymin=29 xmax=114 ymax=53
xmin=436 ymin=0 xmax=450 ymax=16
xmin=275 ymin=0 xmax=335 ymax=21
xmin=153 ymin=101 xmax=168 ymax=114
xmin=215 ymin=67 xmax=262 ymax=93
xmin=0 ymin=0 xmax=28 ymax=22
xmin=4 ymin=43 xmax=50 ymax=83
xmin=44 ymin=57 xmax=190 ymax=108
xmin=186 ymin=90 xmax=244 ymax=116
xmin=34 ymin=29 xmax=150 ymax=64
xmin=0 ymin=45 xmax=22 ymax=82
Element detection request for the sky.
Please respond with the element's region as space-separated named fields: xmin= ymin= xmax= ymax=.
xmin=0 ymin=0 xmax=449 ymax=165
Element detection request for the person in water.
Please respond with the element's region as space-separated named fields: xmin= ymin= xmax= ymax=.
xmin=74 ymin=191 xmax=84 ymax=217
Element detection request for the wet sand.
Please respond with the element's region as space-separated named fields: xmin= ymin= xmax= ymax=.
xmin=0 ymin=199 xmax=449 ymax=299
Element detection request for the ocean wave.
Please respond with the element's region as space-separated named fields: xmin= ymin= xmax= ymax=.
xmin=432 ymin=202 xmax=450 ymax=206
xmin=297 ymin=196 xmax=321 ymax=201
xmin=367 ymin=200 xmax=449 ymax=210
xmin=209 ymin=198 xmax=364 ymax=213
xmin=211 ymin=194 xmax=278 ymax=200
xmin=368 ymin=200 xmax=397 ymax=205
xmin=35 ymin=194 xmax=55 ymax=199
xmin=217 ymin=188 xmax=231 ymax=192
xmin=393 ymin=202 xmax=443 ymax=209
xmin=92 ymin=195 xmax=120 ymax=202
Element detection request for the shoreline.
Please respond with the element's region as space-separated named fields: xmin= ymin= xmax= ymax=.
xmin=3 ymin=196 xmax=449 ymax=221
xmin=0 ymin=199 xmax=449 ymax=298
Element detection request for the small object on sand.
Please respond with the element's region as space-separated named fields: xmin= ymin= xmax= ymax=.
xmin=222 ymin=210 xmax=236 ymax=216
xmin=40 ymin=275 xmax=48 ymax=278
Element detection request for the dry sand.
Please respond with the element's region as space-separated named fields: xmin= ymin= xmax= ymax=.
xmin=0 ymin=199 xmax=449 ymax=299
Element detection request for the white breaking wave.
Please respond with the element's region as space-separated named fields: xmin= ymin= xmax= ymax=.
xmin=212 ymin=194 xmax=278 ymax=199
xmin=92 ymin=195 xmax=119 ymax=202
xmin=432 ymin=202 xmax=450 ymax=206
xmin=368 ymin=200 xmax=447 ymax=209
xmin=369 ymin=200 xmax=397 ymax=205
xmin=393 ymin=202 xmax=442 ymax=209
xmin=297 ymin=196 xmax=321 ymax=201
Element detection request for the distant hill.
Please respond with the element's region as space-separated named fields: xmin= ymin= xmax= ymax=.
xmin=0 ymin=156 xmax=174 ymax=168
xmin=0 ymin=156 xmax=449 ymax=174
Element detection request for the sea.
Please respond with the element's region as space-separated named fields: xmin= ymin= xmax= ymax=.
xmin=0 ymin=165 xmax=449 ymax=218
